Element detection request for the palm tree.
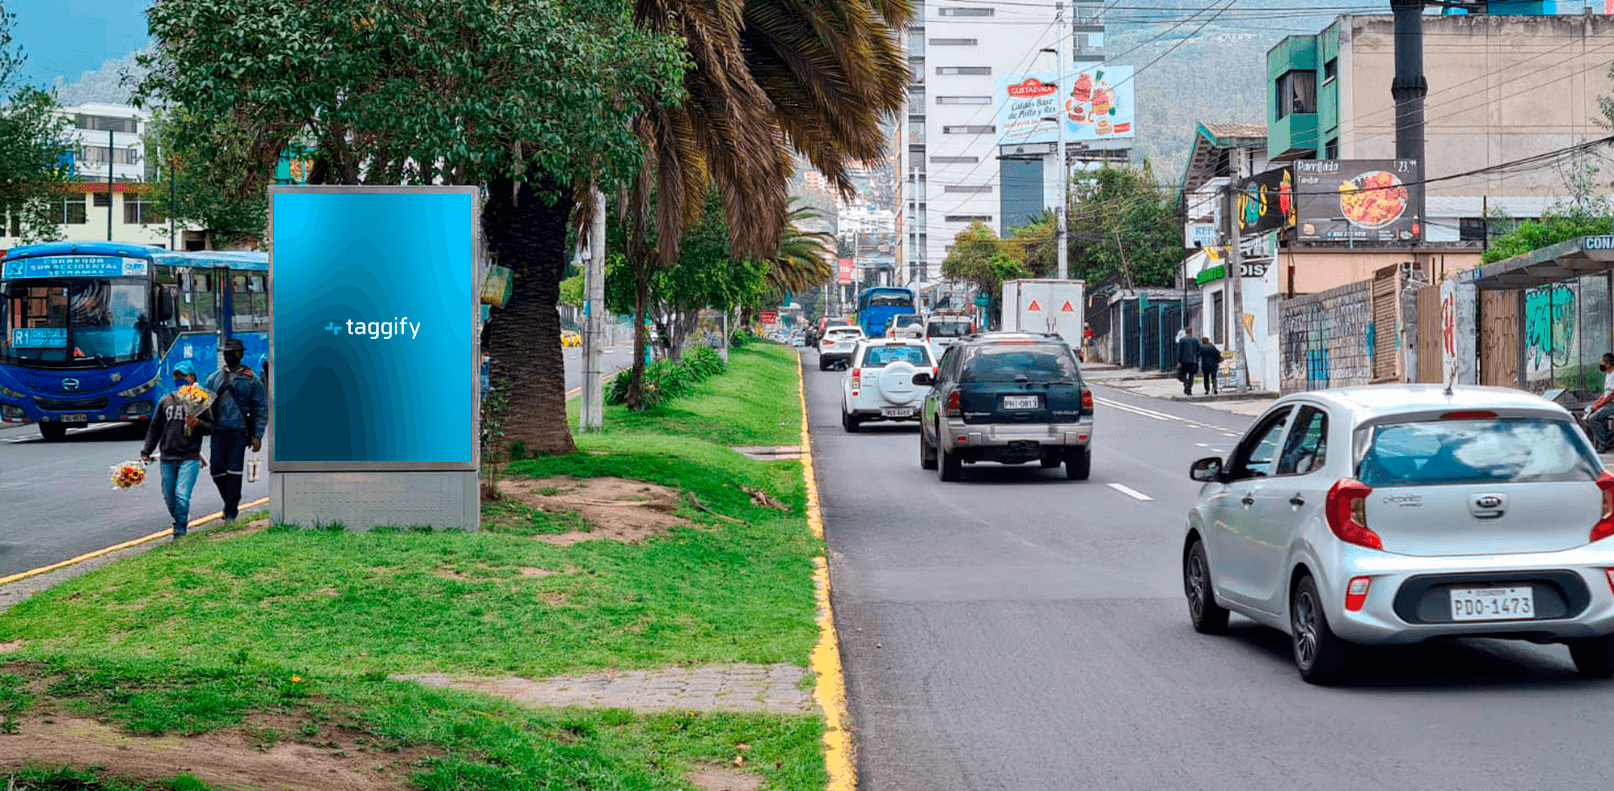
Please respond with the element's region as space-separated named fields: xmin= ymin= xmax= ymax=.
xmin=618 ymin=0 xmax=912 ymax=406
xmin=765 ymin=203 xmax=837 ymax=298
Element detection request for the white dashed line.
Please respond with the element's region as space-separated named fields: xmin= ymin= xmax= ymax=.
xmin=1107 ymin=483 xmax=1155 ymax=502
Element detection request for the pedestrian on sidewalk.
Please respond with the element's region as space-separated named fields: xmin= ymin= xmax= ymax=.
xmin=1082 ymin=322 xmax=1095 ymax=363
xmin=140 ymin=361 xmax=212 ymax=539
xmin=1198 ymin=336 xmax=1222 ymax=395
xmin=1583 ymin=352 xmax=1614 ymax=452
xmin=1174 ymin=326 xmax=1200 ymax=396
xmin=205 ymin=338 xmax=269 ymax=521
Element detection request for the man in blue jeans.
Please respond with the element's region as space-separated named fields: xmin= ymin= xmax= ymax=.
xmin=141 ymin=361 xmax=212 ymax=538
xmin=206 ymin=338 xmax=269 ymax=521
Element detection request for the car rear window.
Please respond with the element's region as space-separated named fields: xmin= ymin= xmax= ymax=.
xmin=1356 ymin=417 xmax=1600 ymax=487
xmin=959 ymin=343 xmax=1081 ymax=383
xmin=928 ymin=321 xmax=971 ymax=338
xmin=863 ymin=345 xmax=931 ymax=367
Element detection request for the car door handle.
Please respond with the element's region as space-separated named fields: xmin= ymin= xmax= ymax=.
xmin=1240 ymin=494 xmax=1255 ymax=507
xmin=1289 ymin=495 xmax=1306 ymax=507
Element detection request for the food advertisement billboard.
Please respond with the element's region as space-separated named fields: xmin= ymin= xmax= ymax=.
xmin=838 ymin=258 xmax=854 ymax=283
xmin=995 ymin=66 xmax=1135 ymax=146
xmin=1235 ymin=166 xmax=1294 ymax=237
xmin=1292 ymin=159 xmax=1421 ymax=245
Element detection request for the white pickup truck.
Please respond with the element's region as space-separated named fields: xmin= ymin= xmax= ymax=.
xmin=839 ymin=338 xmax=936 ymax=432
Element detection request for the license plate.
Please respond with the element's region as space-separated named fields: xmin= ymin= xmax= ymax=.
xmin=881 ymin=407 xmax=914 ymax=417
xmin=58 ymin=413 xmax=87 ymax=422
xmin=1002 ymin=395 xmax=1040 ymax=410
xmin=1449 ymin=586 xmax=1534 ymax=621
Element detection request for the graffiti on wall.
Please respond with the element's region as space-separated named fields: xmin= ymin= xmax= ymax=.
xmin=1279 ymin=281 xmax=1375 ymax=393
xmin=1524 ymin=284 xmax=1577 ymax=386
xmin=1439 ymin=279 xmax=1477 ymax=385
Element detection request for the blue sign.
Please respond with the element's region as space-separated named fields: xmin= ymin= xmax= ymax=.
xmin=10 ymin=328 xmax=66 ymax=348
xmin=2 ymin=256 xmax=147 ymax=279
xmin=974 ymin=295 xmax=990 ymax=307
xmin=270 ymin=189 xmax=477 ymax=467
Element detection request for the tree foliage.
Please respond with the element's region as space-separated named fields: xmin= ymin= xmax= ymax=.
xmin=145 ymin=108 xmax=268 ymax=248
xmin=0 ymin=4 xmax=72 ymax=243
xmin=1065 ymin=163 xmax=1180 ymax=287
xmin=942 ymin=220 xmax=1030 ymax=323
xmin=1481 ymin=160 xmax=1614 ymax=263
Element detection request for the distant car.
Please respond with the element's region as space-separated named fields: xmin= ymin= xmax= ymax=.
xmin=561 ymin=330 xmax=582 ymax=347
xmin=840 ymin=339 xmax=935 ymax=432
xmin=923 ymin=315 xmax=974 ymax=362
xmin=1182 ymin=385 xmax=1614 ymax=684
xmin=887 ymin=313 xmax=924 ymax=338
xmin=919 ymin=332 xmax=1092 ymax=481
xmin=817 ymin=326 xmax=865 ymax=370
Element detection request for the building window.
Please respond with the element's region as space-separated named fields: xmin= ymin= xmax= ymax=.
xmin=1275 ymin=70 xmax=1317 ymax=119
xmin=1323 ymin=58 xmax=1337 ymax=84
xmin=90 ymin=192 xmax=112 ymax=208
xmin=1324 ymin=138 xmax=1338 ymax=158
xmin=74 ymin=114 xmax=139 ymax=134
xmin=944 ymin=185 xmax=993 ymax=194
xmin=943 ymin=125 xmax=995 ymax=134
xmin=77 ymin=146 xmax=140 ymax=165
xmin=928 ymin=38 xmax=978 ymax=46
xmin=936 ymin=96 xmax=991 ymax=105
xmin=60 ymin=196 xmax=88 ymax=225
xmin=945 ymin=215 xmax=992 ymax=222
xmin=125 ymin=195 xmax=166 ymax=225
xmin=936 ymin=66 xmax=992 ymax=76
xmin=931 ymin=156 xmax=979 ymax=164
xmin=1459 ymin=217 xmax=1489 ymax=242
xmin=938 ymin=7 xmax=993 ymax=15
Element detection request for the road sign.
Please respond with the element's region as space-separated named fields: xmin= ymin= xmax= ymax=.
xmin=760 ymin=311 xmax=778 ymax=324
xmin=974 ymin=295 xmax=989 ymax=307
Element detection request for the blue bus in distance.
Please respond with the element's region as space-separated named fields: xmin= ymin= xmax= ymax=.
xmin=856 ymin=286 xmax=916 ymax=338
xmin=0 ymin=241 xmax=269 ymax=440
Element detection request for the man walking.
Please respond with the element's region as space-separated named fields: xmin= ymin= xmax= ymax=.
xmin=1175 ymin=326 xmax=1200 ymax=396
xmin=1198 ymin=336 xmax=1223 ymax=395
xmin=206 ymin=338 xmax=269 ymax=521
xmin=1585 ymin=352 xmax=1614 ymax=452
xmin=141 ymin=361 xmax=211 ymax=539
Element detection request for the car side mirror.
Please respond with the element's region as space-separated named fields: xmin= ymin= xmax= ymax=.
xmin=912 ymin=372 xmax=932 ymax=386
xmin=1190 ymin=456 xmax=1224 ymax=483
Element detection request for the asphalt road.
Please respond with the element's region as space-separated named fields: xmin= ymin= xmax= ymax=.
xmin=0 ymin=345 xmax=635 ymax=580
xmin=805 ymin=353 xmax=1614 ymax=791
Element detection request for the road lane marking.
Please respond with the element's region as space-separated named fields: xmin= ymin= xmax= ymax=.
xmin=1107 ymin=483 xmax=1154 ymax=502
xmin=797 ymin=350 xmax=855 ymax=791
xmin=0 ymin=496 xmax=271 ymax=588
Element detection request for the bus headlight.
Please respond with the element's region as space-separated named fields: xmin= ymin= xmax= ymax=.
xmin=1 ymin=405 xmax=24 ymax=420
xmin=0 ymin=384 xmax=21 ymax=401
xmin=117 ymin=377 xmax=160 ymax=398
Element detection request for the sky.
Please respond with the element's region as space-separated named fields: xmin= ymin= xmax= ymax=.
xmin=6 ymin=0 xmax=149 ymax=89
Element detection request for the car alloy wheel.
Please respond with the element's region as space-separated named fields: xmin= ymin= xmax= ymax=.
xmin=1184 ymin=539 xmax=1228 ymax=634
xmin=1291 ymin=575 xmax=1351 ymax=684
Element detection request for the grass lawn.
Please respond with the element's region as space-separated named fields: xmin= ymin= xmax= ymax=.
xmin=0 ymin=343 xmax=826 ymax=790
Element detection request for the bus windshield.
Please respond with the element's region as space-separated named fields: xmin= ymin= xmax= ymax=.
xmin=2 ymin=277 xmax=152 ymax=367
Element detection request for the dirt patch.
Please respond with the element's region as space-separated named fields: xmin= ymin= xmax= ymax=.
xmin=0 ymin=641 xmax=23 ymax=655
xmin=517 ymin=567 xmax=557 ymax=578
xmin=207 ymin=517 xmax=271 ymax=542
xmin=0 ymin=714 xmax=438 ymax=791
xmin=432 ymin=567 xmax=469 ymax=580
xmin=499 ymin=477 xmax=690 ymax=546
xmin=686 ymin=763 xmax=764 ymax=791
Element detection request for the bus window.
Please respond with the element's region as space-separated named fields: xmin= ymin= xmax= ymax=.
xmin=231 ymin=274 xmax=268 ymax=331
xmin=183 ymin=271 xmax=218 ymax=331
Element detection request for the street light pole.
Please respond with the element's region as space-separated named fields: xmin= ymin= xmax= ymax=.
xmin=1041 ymin=6 xmax=1069 ymax=280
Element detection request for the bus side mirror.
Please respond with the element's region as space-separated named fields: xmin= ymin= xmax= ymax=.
xmin=155 ymin=287 xmax=178 ymax=324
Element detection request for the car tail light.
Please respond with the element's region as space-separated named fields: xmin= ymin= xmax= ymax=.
xmin=1345 ymin=576 xmax=1371 ymax=611
xmin=1081 ymin=388 xmax=1093 ymax=411
xmin=851 ymin=368 xmax=861 ymax=392
xmin=945 ymin=389 xmax=962 ymax=417
xmin=1325 ymin=478 xmax=1382 ymax=550
xmin=1592 ymin=471 xmax=1614 ymax=542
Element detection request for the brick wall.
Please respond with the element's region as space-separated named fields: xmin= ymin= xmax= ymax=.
xmin=1278 ymin=280 xmax=1374 ymax=394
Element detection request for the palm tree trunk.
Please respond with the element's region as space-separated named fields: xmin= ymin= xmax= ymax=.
xmin=484 ymin=176 xmax=577 ymax=455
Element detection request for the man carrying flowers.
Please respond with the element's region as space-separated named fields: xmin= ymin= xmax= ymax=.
xmin=141 ymin=360 xmax=212 ymax=539
xmin=206 ymin=338 xmax=268 ymax=522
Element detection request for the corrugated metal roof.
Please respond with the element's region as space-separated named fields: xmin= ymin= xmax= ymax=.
xmin=1202 ymin=123 xmax=1268 ymax=141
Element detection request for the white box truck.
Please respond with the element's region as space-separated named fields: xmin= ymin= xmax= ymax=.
xmin=1000 ymin=279 xmax=1085 ymax=349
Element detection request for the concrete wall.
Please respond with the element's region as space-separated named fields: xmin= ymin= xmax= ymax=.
xmin=1282 ymin=248 xmax=1482 ymax=299
xmin=1278 ymin=279 xmax=1374 ymax=393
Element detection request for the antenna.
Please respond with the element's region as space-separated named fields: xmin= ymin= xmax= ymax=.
xmin=1444 ymin=358 xmax=1455 ymax=398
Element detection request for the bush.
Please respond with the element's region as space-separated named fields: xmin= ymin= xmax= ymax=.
xmin=685 ymin=346 xmax=726 ymax=380
xmin=606 ymin=357 xmax=703 ymax=409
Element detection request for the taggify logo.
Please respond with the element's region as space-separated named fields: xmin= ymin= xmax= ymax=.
xmin=323 ymin=317 xmax=422 ymax=340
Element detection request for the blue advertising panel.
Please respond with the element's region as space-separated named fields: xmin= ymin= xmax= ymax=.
xmin=2 ymin=256 xmax=148 ymax=278
xmin=269 ymin=187 xmax=479 ymax=469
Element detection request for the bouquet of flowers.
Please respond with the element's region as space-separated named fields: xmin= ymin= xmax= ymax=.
xmin=174 ymin=383 xmax=214 ymax=436
xmin=110 ymin=459 xmax=147 ymax=490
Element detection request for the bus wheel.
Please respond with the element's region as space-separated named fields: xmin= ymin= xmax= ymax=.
xmin=38 ymin=423 xmax=67 ymax=441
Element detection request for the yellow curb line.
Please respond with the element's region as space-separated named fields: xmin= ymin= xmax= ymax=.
xmin=0 ymin=496 xmax=270 ymax=588
xmin=799 ymin=350 xmax=854 ymax=791
xmin=566 ymin=370 xmax=621 ymax=401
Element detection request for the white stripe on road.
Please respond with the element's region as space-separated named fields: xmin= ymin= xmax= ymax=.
xmin=1107 ymin=483 xmax=1154 ymax=502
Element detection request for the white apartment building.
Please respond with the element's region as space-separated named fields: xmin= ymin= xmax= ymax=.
xmin=901 ymin=0 xmax=1112 ymax=289
xmin=836 ymin=203 xmax=896 ymax=242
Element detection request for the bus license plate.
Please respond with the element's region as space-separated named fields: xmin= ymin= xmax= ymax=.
xmin=1002 ymin=395 xmax=1039 ymax=410
xmin=1450 ymin=587 xmax=1534 ymax=621
xmin=58 ymin=414 xmax=87 ymax=423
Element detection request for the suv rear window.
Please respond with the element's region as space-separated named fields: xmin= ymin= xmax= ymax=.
xmin=1356 ymin=417 xmax=1600 ymax=487
xmin=863 ymin=345 xmax=931 ymax=367
xmin=928 ymin=321 xmax=971 ymax=338
xmin=959 ymin=343 xmax=1080 ymax=383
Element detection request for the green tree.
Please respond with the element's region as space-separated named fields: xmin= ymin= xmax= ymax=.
xmin=1067 ymin=163 xmax=1180 ymax=286
xmin=139 ymin=0 xmax=684 ymax=454
xmin=1481 ymin=159 xmax=1614 ymax=263
xmin=145 ymin=108 xmax=268 ymax=248
xmin=0 ymin=4 xmax=72 ymax=243
xmin=942 ymin=220 xmax=1029 ymax=324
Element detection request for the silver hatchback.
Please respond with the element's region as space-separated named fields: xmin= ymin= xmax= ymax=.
xmin=1182 ymin=385 xmax=1614 ymax=684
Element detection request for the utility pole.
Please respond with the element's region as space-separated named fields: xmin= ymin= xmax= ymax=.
xmin=579 ymin=187 xmax=606 ymax=431
xmin=1055 ymin=2 xmax=1069 ymax=280
xmin=106 ymin=129 xmax=115 ymax=241
xmin=168 ymin=155 xmax=176 ymax=250
xmin=1224 ymin=152 xmax=1250 ymax=395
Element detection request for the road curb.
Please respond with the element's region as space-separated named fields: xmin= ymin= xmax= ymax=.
xmin=798 ymin=351 xmax=855 ymax=791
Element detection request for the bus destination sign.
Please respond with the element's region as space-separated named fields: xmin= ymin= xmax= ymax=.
xmin=2 ymin=256 xmax=148 ymax=279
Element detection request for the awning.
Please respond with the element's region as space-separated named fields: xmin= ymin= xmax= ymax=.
xmin=1460 ymin=235 xmax=1614 ymax=291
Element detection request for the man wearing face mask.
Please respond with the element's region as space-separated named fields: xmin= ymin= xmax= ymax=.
xmin=1584 ymin=352 xmax=1614 ymax=453
xmin=205 ymin=338 xmax=269 ymax=520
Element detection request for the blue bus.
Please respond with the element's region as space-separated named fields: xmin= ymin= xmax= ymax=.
xmin=0 ymin=241 xmax=269 ymax=440
xmin=856 ymin=286 xmax=917 ymax=337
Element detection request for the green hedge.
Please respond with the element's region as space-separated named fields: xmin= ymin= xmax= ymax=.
xmin=606 ymin=345 xmax=728 ymax=409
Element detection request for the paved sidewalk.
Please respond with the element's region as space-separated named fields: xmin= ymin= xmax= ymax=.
xmin=1084 ymin=365 xmax=1278 ymax=416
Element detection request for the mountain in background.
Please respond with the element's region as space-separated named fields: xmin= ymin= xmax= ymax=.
xmin=51 ymin=51 xmax=147 ymax=106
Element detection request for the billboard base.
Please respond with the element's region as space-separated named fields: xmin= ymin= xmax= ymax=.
xmin=270 ymin=471 xmax=480 ymax=531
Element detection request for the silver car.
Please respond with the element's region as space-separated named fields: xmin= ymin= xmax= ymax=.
xmin=1182 ymin=385 xmax=1614 ymax=684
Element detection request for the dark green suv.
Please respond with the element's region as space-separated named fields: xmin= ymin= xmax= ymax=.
xmin=918 ymin=332 xmax=1093 ymax=481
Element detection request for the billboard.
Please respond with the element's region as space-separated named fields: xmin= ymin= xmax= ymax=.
xmin=269 ymin=187 xmax=479 ymax=469
xmin=1293 ymin=159 xmax=1422 ymax=245
xmin=838 ymin=258 xmax=855 ymax=283
xmin=1235 ymin=166 xmax=1294 ymax=237
xmin=996 ymin=66 xmax=1135 ymax=146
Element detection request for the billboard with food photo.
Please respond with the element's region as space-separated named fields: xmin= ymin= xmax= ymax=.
xmin=995 ymin=66 xmax=1136 ymax=146
xmin=1293 ymin=159 xmax=1422 ymax=245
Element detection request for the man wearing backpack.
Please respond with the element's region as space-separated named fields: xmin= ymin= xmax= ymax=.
xmin=206 ymin=338 xmax=269 ymax=521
